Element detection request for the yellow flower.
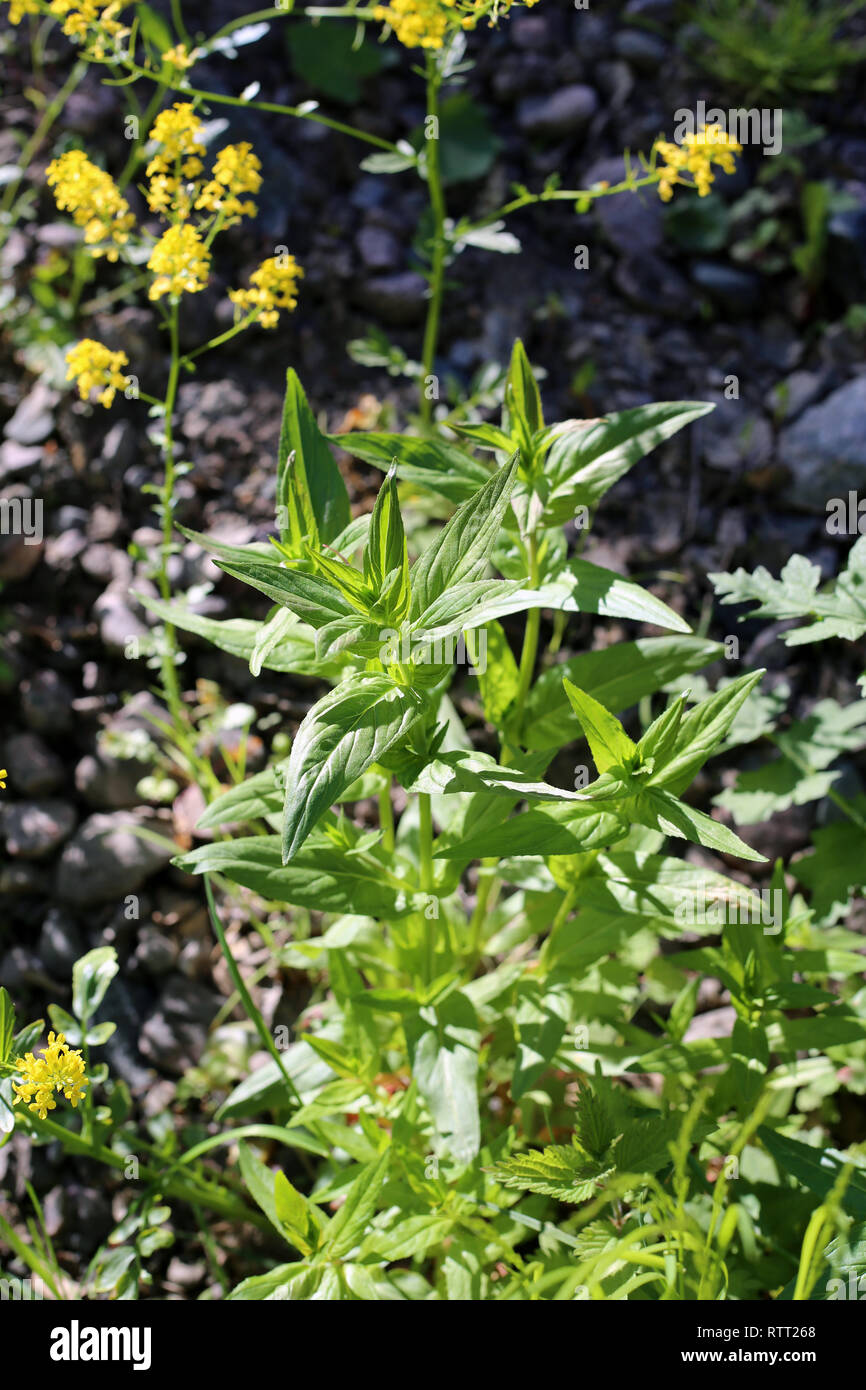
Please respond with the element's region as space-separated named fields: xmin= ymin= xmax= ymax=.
xmin=46 ymin=149 xmax=135 ymax=260
xmin=0 ymin=769 xmax=6 ymax=789
xmin=162 ymin=42 xmax=198 ymax=69
xmin=65 ymin=339 xmax=129 ymax=408
xmin=229 ymin=253 xmax=304 ymax=329
xmin=45 ymin=0 xmax=130 ymax=55
xmin=146 ymin=102 xmax=206 ymax=179
xmin=147 ymin=222 xmax=211 ymax=299
xmin=373 ymin=0 xmax=537 ymax=49
xmin=653 ymin=126 xmax=741 ymax=202
xmin=12 ymin=1032 xmax=89 ymax=1122
xmin=195 ymin=143 xmax=262 ymax=227
xmin=8 ymin=0 xmax=41 ymax=22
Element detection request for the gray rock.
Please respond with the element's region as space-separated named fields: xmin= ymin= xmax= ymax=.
xmin=38 ymin=908 xmax=85 ymax=976
xmin=74 ymin=751 xmax=148 ymax=810
xmin=614 ymin=29 xmax=668 ymax=72
xmin=518 ymin=84 xmax=598 ymax=140
xmin=98 ymin=419 xmax=137 ymax=475
xmin=356 ymin=223 xmax=402 ymax=270
xmin=21 ymin=669 xmax=75 ymax=734
xmin=3 ymin=382 xmax=59 ymax=446
xmin=0 ymin=440 xmax=43 ymax=480
xmin=690 ymin=261 xmax=762 ymax=317
xmin=779 ymin=376 xmax=866 ymax=511
xmin=139 ymin=975 xmax=220 ymax=1073
xmin=93 ymin=585 xmax=148 ymax=652
xmin=3 ymin=800 xmax=77 ymax=859
xmin=354 ymin=271 xmax=428 ymax=326
xmin=2 ymin=732 xmax=64 ymax=795
xmin=614 ymin=253 xmax=696 ymax=318
xmin=134 ymin=925 xmax=179 ymax=976
xmin=766 ymin=370 xmax=829 ymax=423
xmin=0 ymin=865 xmax=43 ymax=896
xmin=584 ymin=155 xmax=663 ymax=255
xmin=56 ymin=811 xmax=175 ymax=906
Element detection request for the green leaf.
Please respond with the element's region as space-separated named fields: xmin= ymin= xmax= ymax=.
xmin=72 ymin=947 xmax=118 ymax=1024
xmin=506 ymin=338 xmax=543 ymax=443
xmin=175 ymin=836 xmax=422 ymax=917
xmin=436 ymin=803 xmax=627 ymax=862
xmin=513 ymin=981 xmax=571 ymax=1101
xmin=139 ymin=594 xmax=343 ymax=679
xmin=322 ymin=1151 xmax=391 ymax=1257
xmin=211 ymin=555 xmax=356 ymax=631
xmin=533 ymin=556 xmax=691 ymax=634
xmin=711 ymin=541 xmax=866 ymax=646
xmin=287 ymin=21 xmax=383 ymax=103
xmin=523 ymin=637 xmax=723 ymax=750
xmin=238 ymin=1143 xmax=296 ymax=1247
xmin=477 ymin=621 xmax=520 ymax=726
xmin=0 ymin=988 xmax=13 ymax=1067
xmin=274 ymin=1171 xmax=313 ymax=1255
xmin=759 ymin=1127 xmax=866 ymax=1218
xmin=562 ymin=680 xmax=637 ymax=773
xmin=410 ymin=456 xmax=518 ymax=620
xmin=282 ymin=675 xmax=429 ymax=860
xmin=542 ymin=401 xmax=715 ymax=524
xmin=277 ymin=369 xmax=350 ymax=543
xmin=332 ymin=431 xmax=489 ymax=504
xmin=649 ymin=670 xmax=765 ymax=793
xmin=412 ymin=93 xmax=502 ymax=186
xmin=639 ymin=788 xmax=766 ymax=862
xmin=405 ymin=993 xmax=481 ymax=1162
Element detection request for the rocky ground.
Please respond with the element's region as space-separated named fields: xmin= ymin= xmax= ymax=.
xmin=2 ymin=0 xmax=866 ymax=1294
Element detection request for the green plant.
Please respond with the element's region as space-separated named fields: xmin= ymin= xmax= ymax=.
xmin=41 ymin=346 xmax=848 ymax=1299
xmin=686 ymin=0 xmax=866 ymax=101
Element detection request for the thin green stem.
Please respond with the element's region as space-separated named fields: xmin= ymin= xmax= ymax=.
xmin=418 ymin=792 xmax=435 ymax=979
xmin=204 ymin=876 xmax=308 ymax=1116
xmin=116 ymin=81 xmax=168 ymax=191
xmin=23 ymin=1112 xmax=268 ymax=1230
xmin=379 ymin=782 xmax=395 ymax=852
xmin=419 ymin=56 xmax=447 ymax=428
xmin=511 ymin=532 xmax=541 ymax=746
xmin=0 ymin=59 xmax=88 ymax=243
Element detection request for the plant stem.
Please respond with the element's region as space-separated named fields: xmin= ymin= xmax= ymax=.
xmin=418 ymin=792 xmax=435 ymax=979
xmin=204 ymin=875 xmax=306 ymax=1113
xmin=512 ymin=531 xmax=541 ymax=744
xmin=419 ymin=55 xmax=447 ymax=427
xmin=156 ymin=301 xmax=185 ymax=734
xmin=0 ymin=58 xmax=88 ymax=244
xmin=25 ymin=1113 xmax=269 ymax=1231
xmin=379 ymin=782 xmax=395 ymax=852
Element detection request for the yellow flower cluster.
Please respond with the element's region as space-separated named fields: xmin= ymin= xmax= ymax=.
xmin=9 ymin=0 xmax=131 ymax=56
xmin=229 ymin=254 xmax=305 ymax=329
xmin=653 ymin=126 xmax=742 ymax=202
xmin=65 ymin=338 xmax=129 ymax=407
xmin=45 ymin=149 xmax=134 ymax=260
xmin=147 ymin=222 xmax=211 ymax=300
xmin=12 ymin=1032 xmax=89 ymax=1121
xmin=195 ymin=142 xmax=262 ymax=228
xmin=373 ymin=0 xmax=538 ymax=49
xmin=8 ymin=0 xmax=41 ymax=22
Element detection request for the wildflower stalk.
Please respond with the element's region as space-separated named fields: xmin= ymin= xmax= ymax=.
xmin=0 ymin=56 xmax=87 ymax=247
xmin=21 ymin=1111 xmax=273 ymax=1232
xmin=419 ymin=53 xmax=447 ymax=427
